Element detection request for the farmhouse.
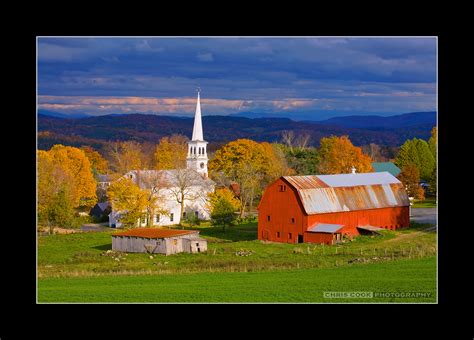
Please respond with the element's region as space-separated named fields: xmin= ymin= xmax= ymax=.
xmin=112 ymin=228 xmax=207 ymax=255
xmin=258 ymin=171 xmax=410 ymax=245
xmin=108 ymin=90 xmax=215 ymax=228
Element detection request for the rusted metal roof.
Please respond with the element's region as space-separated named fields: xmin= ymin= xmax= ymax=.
xmin=307 ymin=223 xmax=344 ymax=233
xmin=283 ymin=172 xmax=409 ymax=215
xmin=112 ymin=228 xmax=198 ymax=239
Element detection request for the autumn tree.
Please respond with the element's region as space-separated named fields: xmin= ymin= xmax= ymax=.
xmin=81 ymin=146 xmax=109 ymax=175
xmin=37 ymin=150 xmax=75 ymax=233
xmin=107 ymin=178 xmax=148 ymax=228
xmin=317 ymin=136 xmax=373 ymax=174
xmin=397 ymin=164 xmax=425 ymax=200
xmin=154 ymin=134 xmax=188 ymax=170
xmin=209 ymin=139 xmax=290 ymax=217
xmin=207 ymin=188 xmax=240 ymax=233
xmin=48 ymin=145 xmax=97 ymax=208
xmin=106 ymin=141 xmax=143 ymax=175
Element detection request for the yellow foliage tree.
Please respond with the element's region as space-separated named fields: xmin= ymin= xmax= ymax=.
xmin=154 ymin=134 xmax=188 ymax=170
xmin=209 ymin=139 xmax=293 ymax=217
xmin=37 ymin=150 xmax=75 ymax=230
xmin=47 ymin=145 xmax=97 ymax=208
xmin=107 ymin=178 xmax=148 ymax=228
xmin=317 ymin=135 xmax=373 ymax=174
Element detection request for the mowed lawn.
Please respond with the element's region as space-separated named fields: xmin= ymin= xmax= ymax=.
xmin=38 ymin=221 xmax=437 ymax=303
xmin=38 ymin=256 xmax=436 ymax=303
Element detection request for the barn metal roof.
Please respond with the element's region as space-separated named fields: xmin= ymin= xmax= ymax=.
xmin=282 ymin=172 xmax=409 ymax=215
xmin=316 ymin=172 xmax=400 ymax=187
xmin=307 ymin=223 xmax=344 ymax=233
xmin=112 ymin=228 xmax=199 ymax=239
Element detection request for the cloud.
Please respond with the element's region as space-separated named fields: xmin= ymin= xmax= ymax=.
xmin=197 ymin=52 xmax=214 ymax=62
xmin=37 ymin=37 xmax=436 ymax=117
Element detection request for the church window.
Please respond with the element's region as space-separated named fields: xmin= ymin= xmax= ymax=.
xmin=199 ymin=147 xmax=201 ymax=155
xmin=195 ymin=211 xmax=199 ymax=217
xmin=155 ymin=214 xmax=160 ymax=223
xmin=194 ymin=147 xmax=196 ymax=155
xmin=170 ymin=213 xmax=174 ymax=222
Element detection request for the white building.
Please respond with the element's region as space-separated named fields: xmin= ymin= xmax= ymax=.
xmin=109 ymin=90 xmax=215 ymax=228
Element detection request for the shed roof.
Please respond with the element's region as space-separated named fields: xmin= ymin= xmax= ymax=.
xmin=282 ymin=172 xmax=409 ymax=215
xmin=307 ymin=223 xmax=344 ymax=233
xmin=96 ymin=202 xmax=111 ymax=211
xmin=357 ymin=225 xmax=384 ymax=232
xmin=112 ymin=228 xmax=198 ymax=239
xmin=371 ymin=162 xmax=401 ymax=177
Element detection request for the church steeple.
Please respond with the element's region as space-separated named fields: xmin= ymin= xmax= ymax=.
xmin=191 ymin=89 xmax=204 ymax=141
xmin=187 ymin=89 xmax=208 ymax=177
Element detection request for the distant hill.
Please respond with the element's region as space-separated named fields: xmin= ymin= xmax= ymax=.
xmin=317 ymin=111 xmax=436 ymax=129
xmin=37 ymin=112 xmax=436 ymax=152
xmin=38 ymin=110 xmax=90 ymax=119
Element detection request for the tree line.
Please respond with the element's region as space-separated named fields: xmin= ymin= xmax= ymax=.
xmin=37 ymin=127 xmax=437 ymax=231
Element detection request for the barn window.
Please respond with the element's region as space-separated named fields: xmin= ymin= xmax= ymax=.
xmin=267 ymin=215 xmax=270 ymax=222
xmin=291 ymin=218 xmax=295 ymax=224
xmin=277 ymin=232 xmax=280 ymax=238
xmin=278 ymin=185 xmax=286 ymax=192
xmin=170 ymin=213 xmax=174 ymax=222
xmin=173 ymin=239 xmax=177 ymax=245
xmin=289 ymin=233 xmax=292 ymax=240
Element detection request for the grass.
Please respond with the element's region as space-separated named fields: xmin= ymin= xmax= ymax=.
xmin=37 ymin=221 xmax=437 ymax=302
xmin=38 ymin=256 xmax=436 ymax=303
xmin=412 ymin=197 xmax=437 ymax=208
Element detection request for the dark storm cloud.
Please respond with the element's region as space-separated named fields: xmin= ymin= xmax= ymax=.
xmin=37 ymin=37 xmax=436 ymax=117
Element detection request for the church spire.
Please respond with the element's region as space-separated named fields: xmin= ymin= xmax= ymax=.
xmin=191 ymin=89 xmax=204 ymax=141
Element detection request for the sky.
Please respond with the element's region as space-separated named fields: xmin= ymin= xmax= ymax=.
xmin=37 ymin=37 xmax=437 ymax=120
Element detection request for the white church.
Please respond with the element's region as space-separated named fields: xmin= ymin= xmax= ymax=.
xmin=109 ymin=90 xmax=216 ymax=228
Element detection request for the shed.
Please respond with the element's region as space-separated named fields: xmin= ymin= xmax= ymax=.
xmin=111 ymin=228 xmax=207 ymax=255
xmin=257 ymin=171 xmax=410 ymax=245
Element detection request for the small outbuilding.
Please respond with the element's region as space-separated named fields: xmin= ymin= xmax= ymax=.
xmin=111 ymin=228 xmax=207 ymax=255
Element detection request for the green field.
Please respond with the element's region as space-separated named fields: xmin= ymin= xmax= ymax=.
xmin=37 ymin=221 xmax=437 ymax=303
xmin=412 ymin=197 xmax=437 ymax=208
xmin=38 ymin=256 xmax=436 ymax=302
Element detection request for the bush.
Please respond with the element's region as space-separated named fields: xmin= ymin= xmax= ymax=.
xmin=184 ymin=214 xmax=201 ymax=227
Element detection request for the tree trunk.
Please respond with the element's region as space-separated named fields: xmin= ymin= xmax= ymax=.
xmin=180 ymin=192 xmax=185 ymax=228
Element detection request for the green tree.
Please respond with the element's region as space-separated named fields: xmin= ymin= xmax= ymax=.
xmin=395 ymin=138 xmax=435 ymax=182
xmin=43 ymin=188 xmax=75 ymax=233
xmin=207 ymin=188 xmax=240 ymax=233
xmin=413 ymin=138 xmax=435 ymax=181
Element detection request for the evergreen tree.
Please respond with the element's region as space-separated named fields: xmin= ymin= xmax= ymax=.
xmin=413 ymin=138 xmax=435 ymax=181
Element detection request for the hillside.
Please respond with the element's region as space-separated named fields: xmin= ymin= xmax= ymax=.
xmin=37 ymin=113 xmax=436 ymax=151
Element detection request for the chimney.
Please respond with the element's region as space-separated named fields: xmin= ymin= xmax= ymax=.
xmin=351 ymin=166 xmax=356 ymax=174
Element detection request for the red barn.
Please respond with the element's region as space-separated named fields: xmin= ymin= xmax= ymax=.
xmin=257 ymin=172 xmax=410 ymax=245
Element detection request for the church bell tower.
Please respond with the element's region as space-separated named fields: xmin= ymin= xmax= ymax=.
xmin=187 ymin=89 xmax=208 ymax=177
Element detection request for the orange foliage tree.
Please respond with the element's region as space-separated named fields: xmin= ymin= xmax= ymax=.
xmin=81 ymin=146 xmax=109 ymax=175
xmin=317 ymin=135 xmax=373 ymax=174
xmin=48 ymin=144 xmax=97 ymax=208
xmin=398 ymin=164 xmax=425 ymax=200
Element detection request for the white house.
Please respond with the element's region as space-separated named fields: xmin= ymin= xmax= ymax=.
xmin=109 ymin=90 xmax=215 ymax=228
